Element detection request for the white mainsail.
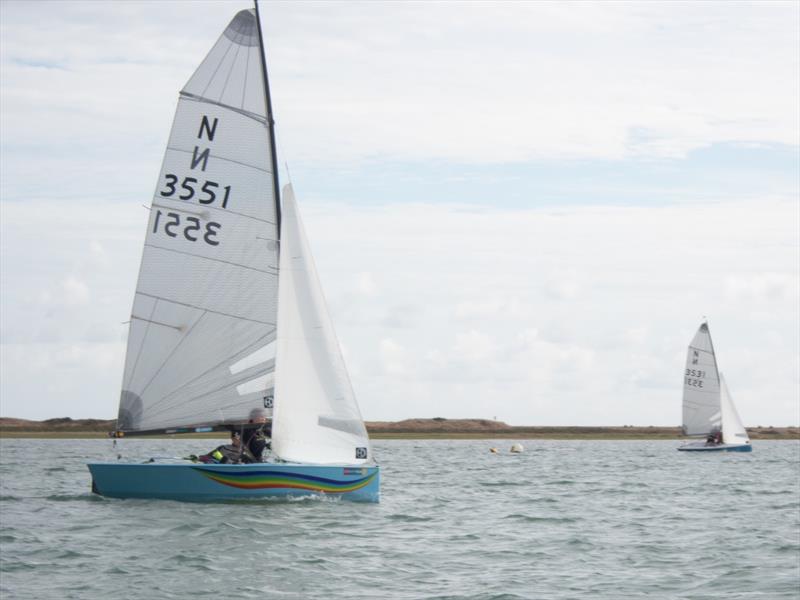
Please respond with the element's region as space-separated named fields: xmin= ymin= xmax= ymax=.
xmin=118 ymin=10 xmax=279 ymax=432
xmin=720 ymin=374 xmax=750 ymax=445
xmin=272 ymin=185 xmax=373 ymax=465
xmin=682 ymin=322 xmax=721 ymax=436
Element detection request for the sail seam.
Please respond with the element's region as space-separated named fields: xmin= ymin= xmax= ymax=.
xmin=141 ymin=330 xmax=276 ymax=420
xmin=218 ymin=38 xmax=243 ymax=106
xmin=198 ymin=35 xmax=235 ymax=100
xmin=180 ymin=93 xmax=267 ymax=124
xmin=134 ymin=291 xmax=276 ymax=327
xmin=143 ymin=243 xmax=278 ymax=276
xmin=164 ymin=145 xmax=273 ymax=177
xmin=241 ymin=45 xmax=251 ymax=111
xmin=137 ymin=311 xmax=208 ymax=399
xmin=150 ymin=336 xmax=273 ymax=415
xmin=125 ymin=298 xmax=159 ymax=400
xmin=145 ymin=367 xmax=273 ymax=421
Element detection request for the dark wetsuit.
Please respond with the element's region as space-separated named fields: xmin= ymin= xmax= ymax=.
xmin=242 ymin=429 xmax=270 ymax=463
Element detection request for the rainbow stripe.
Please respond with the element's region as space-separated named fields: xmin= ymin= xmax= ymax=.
xmin=193 ymin=467 xmax=378 ymax=494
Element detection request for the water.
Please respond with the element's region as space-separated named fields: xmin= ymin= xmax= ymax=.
xmin=1 ymin=439 xmax=798 ymax=599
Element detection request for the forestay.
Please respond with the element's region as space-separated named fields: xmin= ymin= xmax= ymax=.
xmin=719 ymin=374 xmax=750 ymax=445
xmin=682 ymin=322 xmax=721 ymax=436
xmin=272 ymin=185 xmax=373 ymax=465
xmin=118 ymin=10 xmax=279 ymax=433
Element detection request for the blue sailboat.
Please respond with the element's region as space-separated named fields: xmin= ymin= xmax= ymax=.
xmin=88 ymin=4 xmax=379 ymax=501
xmin=678 ymin=322 xmax=751 ymax=453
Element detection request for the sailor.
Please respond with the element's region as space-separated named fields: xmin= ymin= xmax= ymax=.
xmin=706 ymin=428 xmax=722 ymax=446
xmin=242 ymin=422 xmax=271 ymax=463
xmin=199 ymin=430 xmax=243 ymax=464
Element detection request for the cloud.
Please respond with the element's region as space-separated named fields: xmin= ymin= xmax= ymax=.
xmin=355 ymin=272 xmax=378 ymax=297
xmin=453 ymin=330 xmax=497 ymax=363
xmin=379 ymin=338 xmax=407 ymax=375
xmin=1 ymin=1 xmax=797 ymax=186
xmin=303 ymin=197 xmax=799 ymax=425
xmin=61 ymin=277 xmax=90 ymax=306
xmin=1 ymin=196 xmax=798 ymax=424
xmin=0 ymin=2 xmax=797 ymax=427
xmin=725 ymin=272 xmax=798 ymax=303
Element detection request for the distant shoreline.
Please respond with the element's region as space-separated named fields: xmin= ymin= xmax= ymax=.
xmin=1 ymin=417 xmax=797 ymax=440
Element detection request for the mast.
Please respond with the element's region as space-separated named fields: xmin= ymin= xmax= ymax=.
xmin=254 ymin=0 xmax=282 ymax=238
xmin=703 ymin=319 xmax=721 ymax=391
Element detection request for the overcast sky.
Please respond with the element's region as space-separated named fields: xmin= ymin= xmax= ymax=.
xmin=1 ymin=1 xmax=798 ymax=426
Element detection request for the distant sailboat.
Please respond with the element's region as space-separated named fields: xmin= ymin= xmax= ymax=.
xmin=87 ymin=4 xmax=379 ymax=501
xmin=678 ymin=322 xmax=751 ymax=452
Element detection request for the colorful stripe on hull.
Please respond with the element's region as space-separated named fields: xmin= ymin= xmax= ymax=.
xmin=194 ymin=467 xmax=378 ymax=494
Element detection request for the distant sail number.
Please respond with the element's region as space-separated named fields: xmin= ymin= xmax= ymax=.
xmin=685 ymin=369 xmax=706 ymax=379
xmin=160 ymin=174 xmax=231 ymax=208
xmin=355 ymin=447 xmax=367 ymax=459
xmin=685 ymin=368 xmax=706 ymax=388
xmin=152 ymin=210 xmax=221 ymax=246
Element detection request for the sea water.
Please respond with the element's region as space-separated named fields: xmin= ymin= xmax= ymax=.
xmin=0 ymin=439 xmax=798 ymax=599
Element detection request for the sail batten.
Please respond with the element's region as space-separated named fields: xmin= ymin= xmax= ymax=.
xmin=180 ymin=92 xmax=268 ymax=124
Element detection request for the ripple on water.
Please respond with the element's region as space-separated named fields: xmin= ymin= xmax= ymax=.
xmin=45 ymin=493 xmax=105 ymax=503
xmin=477 ymin=480 xmax=529 ymax=488
xmin=386 ymin=513 xmax=433 ymax=523
xmin=502 ymin=513 xmax=579 ymax=524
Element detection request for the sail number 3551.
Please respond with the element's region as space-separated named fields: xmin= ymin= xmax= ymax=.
xmin=685 ymin=368 xmax=706 ymax=388
xmin=152 ymin=210 xmax=220 ymax=246
xmin=160 ymin=174 xmax=231 ymax=207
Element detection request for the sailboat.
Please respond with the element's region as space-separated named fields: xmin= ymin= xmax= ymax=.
xmin=677 ymin=321 xmax=751 ymax=452
xmin=87 ymin=5 xmax=380 ymax=501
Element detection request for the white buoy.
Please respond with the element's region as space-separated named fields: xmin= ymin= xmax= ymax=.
xmin=510 ymin=443 xmax=524 ymax=453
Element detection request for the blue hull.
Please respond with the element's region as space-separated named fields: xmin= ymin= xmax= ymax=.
xmin=87 ymin=462 xmax=380 ymax=503
xmin=677 ymin=442 xmax=752 ymax=453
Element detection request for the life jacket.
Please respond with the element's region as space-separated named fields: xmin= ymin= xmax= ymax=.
xmin=203 ymin=444 xmax=242 ymax=464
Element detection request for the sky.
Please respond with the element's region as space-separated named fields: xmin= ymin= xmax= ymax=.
xmin=1 ymin=0 xmax=798 ymax=426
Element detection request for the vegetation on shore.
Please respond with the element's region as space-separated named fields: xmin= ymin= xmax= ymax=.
xmin=1 ymin=417 xmax=797 ymax=440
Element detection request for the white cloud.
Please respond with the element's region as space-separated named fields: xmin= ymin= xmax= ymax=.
xmin=725 ymin=272 xmax=798 ymax=303
xmin=2 ymin=195 xmax=797 ymax=426
xmin=61 ymin=277 xmax=90 ymax=306
xmin=1 ymin=1 xmax=797 ymax=181
xmin=453 ymin=330 xmax=497 ymax=363
xmin=89 ymin=241 xmax=111 ymax=267
xmin=303 ymin=197 xmax=799 ymax=425
xmin=379 ymin=338 xmax=407 ymax=375
xmin=355 ymin=272 xmax=378 ymax=297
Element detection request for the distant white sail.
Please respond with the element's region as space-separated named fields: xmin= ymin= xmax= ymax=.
xmin=272 ymin=185 xmax=372 ymax=465
xmin=720 ymin=374 xmax=750 ymax=445
xmin=117 ymin=9 xmax=279 ymax=432
xmin=682 ymin=322 xmax=721 ymax=436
